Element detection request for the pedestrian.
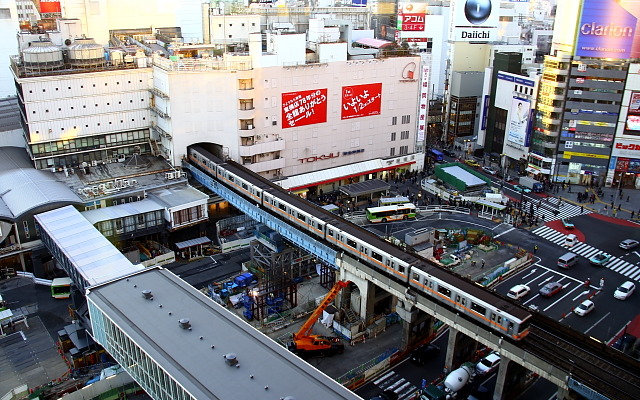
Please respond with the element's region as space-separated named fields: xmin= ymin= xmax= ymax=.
xmin=603 ymin=205 xmax=608 ymax=214
xmin=627 ymin=195 xmax=630 ymax=202
xmin=481 ymin=259 xmax=485 ymax=269
xmin=632 ymin=211 xmax=635 ymax=220
xmin=600 ymin=277 xmax=605 ymax=289
xmin=580 ymin=205 xmax=583 ymax=214
xmin=533 ymin=245 xmax=538 ymax=254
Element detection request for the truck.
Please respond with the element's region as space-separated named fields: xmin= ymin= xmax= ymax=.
xmin=518 ymin=176 xmax=544 ymax=193
xmin=287 ymin=281 xmax=348 ymax=358
xmin=420 ymin=362 xmax=475 ymax=400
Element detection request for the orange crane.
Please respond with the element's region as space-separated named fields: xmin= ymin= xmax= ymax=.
xmin=287 ymin=280 xmax=349 ymax=358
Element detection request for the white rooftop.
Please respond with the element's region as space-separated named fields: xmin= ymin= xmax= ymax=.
xmin=441 ymin=165 xmax=487 ymax=187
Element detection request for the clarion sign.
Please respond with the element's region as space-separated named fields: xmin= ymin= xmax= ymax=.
xmin=580 ymin=22 xmax=634 ymax=37
xmin=461 ymin=30 xmax=490 ymax=39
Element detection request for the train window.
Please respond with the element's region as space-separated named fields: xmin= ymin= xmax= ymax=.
xmin=455 ymin=295 xmax=461 ymax=302
xmin=470 ymin=302 xmax=486 ymax=315
xmin=429 ymin=281 xmax=433 ymax=289
xmin=347 ymin=239 xmax=357 ymax=248
xmin=279 ymin=203 xmax=287 ymax=212
xmin=386 ymin=260 xmax=390 ymax=266
xmin=391 ymin=262 xmax=395 ymax=268
xmin=412 ymin=272 xmax=420 ymax=281
xmin=461 ymin=298 xmax=466 ymax=306
xmin=372 ymin=251 xmax=382 ymax=261
xmin=297 ymin=212 xmax=306 ymax=222
xmin=398 ymin=266 xmax=405 ymax=274
xmin=508 ymin=322 xmax=514 ymax=332
xmin=228 ymin=175 xmax=234 ymax=182
xmin=437 ymin=286 xmax=451 ymax=297
xmin=242 ymin=183 xmax=248 ymax=189
xmin=328 ymin=229 xmax=334 ymax=237
xmin=497 ymin=316 xmax=502 ymax=324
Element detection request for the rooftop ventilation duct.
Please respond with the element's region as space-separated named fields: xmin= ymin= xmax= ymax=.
xmin=179 ymin=318 xmax=191 ymax=329
xmin=142 ymin=290 xmax=153 ymax=300
xmin=224 ymin=353 xmax=238 ymax=367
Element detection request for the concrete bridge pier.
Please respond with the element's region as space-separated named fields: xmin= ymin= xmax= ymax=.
xmin=493 ymin=357 xmax=531 ymax=400
xmin=444 ymin=327 xmax=479 ymax=373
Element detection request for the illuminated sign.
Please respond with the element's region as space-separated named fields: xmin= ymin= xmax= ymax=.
xmin=282 ymin=89 xmax=328 ymax=129
xmin=451 ymin=0 xmax=498 ymax=41
xmin=417 ymin=62 xmax=430 ymax=142
xmin=575 ymin=0 xmax=637 ymax=59
xmin=39 ymin=0 xmax=62 ymax=13
xmin=629 ymin=92 xmax=640 ymax=113
xmin=398 ymin=3 xmax=428 ymax=31
xmin=298 ymin=153 xmax=339 ymax=163
xmin=626 ymin=115 xmax=640 ymax=130
xmin=341 ymin=83 xmax=382 ymax=120
xmin=507 ymin=98 xmax=530 ymax=146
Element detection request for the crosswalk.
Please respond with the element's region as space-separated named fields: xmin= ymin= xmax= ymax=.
xmin=371 ymin=370 xmax=419 ymax=400
xmin=532 ymin=226 xmax=640 ymax=281
xmin=521 ymin=196 xmax=591 ymax=222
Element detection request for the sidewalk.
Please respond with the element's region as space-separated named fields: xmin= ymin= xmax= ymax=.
xmin=552 ymin=184 xmax=640 ymax=222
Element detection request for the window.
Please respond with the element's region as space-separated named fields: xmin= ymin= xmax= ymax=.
xmin=390 ymin=147 xmax=396 ymax=156
xmin=391 ymin=116 xmax=398 ymax=125
xmin=471 ymin=302 xmax=486 ymax=314
xmin=390 ymin=132 xmax=396 ymax=141
xmin=401 ymin=131 xmax=409 ymax=140
xmin=346 ymin=238 xmax=357 ymax=248
xmin=400 ymin=145 xmax=408 ymax=155
xmin=437 ymin=285 xmax=451 ymax=297
xmin=23 ymin=221 xmax=29 ymax=239
xmin=402 ymin=115 xmax=411 ymax=124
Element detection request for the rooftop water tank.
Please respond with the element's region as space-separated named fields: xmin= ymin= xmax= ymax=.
xmin=110 ymin=50 xmax=124 ymax=65
xmin=22 ymin=40 xmax=63 ymax=71
xmin=68 ymin=37 xmax=105 ymax=68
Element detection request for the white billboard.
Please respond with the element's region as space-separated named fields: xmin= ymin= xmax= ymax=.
xmin=507 ymin=98 xmax=530 ymax=146
xmin=451 ymin=0 xmax=499 ymax=42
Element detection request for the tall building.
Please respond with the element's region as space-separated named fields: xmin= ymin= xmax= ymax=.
xmin=530 ymin=0 xmax=640 ymax=188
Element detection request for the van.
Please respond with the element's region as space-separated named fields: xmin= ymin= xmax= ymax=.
xmin=565 ymin=234 xmax=578 ymax=247
xmin=558 ymin=252 xmax=577 ymax=269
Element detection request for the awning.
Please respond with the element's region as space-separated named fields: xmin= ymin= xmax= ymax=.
xmin=175 ymin=236 xmax=211 ymax=250
xmin=280 ymin=158 xmax=416 ymax=191
xmin=475 ymin=199 xmax=507 ymax=210
xmin=526 ymin=167 xmax=540 ymax=175
xmin=339 ymin=179 xmax=390 ymax=197
xmin=355 ymin=38 xmax=394 ymax=49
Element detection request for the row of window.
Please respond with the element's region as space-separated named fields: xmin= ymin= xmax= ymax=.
xmin=95 ymin=211 xmax=164 ymax=237
xmin=173 ymin=206 xmax=205 ymax=226
xmin=32 ymin=98 xmax=146 ymax=114
xmin=31 ymin=129 xmax=149 ymax=157
xmin=389 ymin=131 xmax=410 ymax=141
xmin=389 ymin=146 xmax=409 ymax=157
xmin=391 ymin=115 xmax=411 ymax=125
xmin=27 ymin=80 xmax=145 ymax=94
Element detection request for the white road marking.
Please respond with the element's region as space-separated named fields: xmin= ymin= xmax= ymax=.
xmin=584 ymin=312 xmax=610 ymax=334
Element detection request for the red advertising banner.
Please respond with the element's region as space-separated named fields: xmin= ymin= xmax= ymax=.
xmin=341 ymin=83 xmax=382 ymax=120
xmin=39 ymin=0 xmax=62 ymax=13
xmin=282 ymin=89 xmax=328 ymax=129
xmin=400 ymin=14 xmax=426 ymax=31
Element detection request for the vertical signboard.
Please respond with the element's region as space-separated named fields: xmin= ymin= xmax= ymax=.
xmin=451 ymin=0 xmax=499 ymax=41
xmin=417 ymin=64 xmax=430 ymax=142
xmin=398 ymin=3 xmax=428 ymax=31
xmin=341 ymin=83 xmax=383 ymax=120
xmin=282 ymin=89 xmax=328 ymax=129
xmin=507 ymin=98 xmax=530 ymax=146
xmin=625 ymin=91 xmax=640 ymax=132
xmin=575 ymin=0 xmax=638 ymax=59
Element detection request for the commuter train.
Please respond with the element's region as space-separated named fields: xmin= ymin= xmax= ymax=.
xmin=187 ymin=145 xmax=532 ymax=341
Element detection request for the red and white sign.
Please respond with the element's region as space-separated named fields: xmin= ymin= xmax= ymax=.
xmin=39 ymin=0 xmax=61 ymax=13
xmin=612 ymin=139 xmax=640 ymax=157
xmin=282 ymin=89 xmax=328 ymax=129
xmin=341 ymin=83 xmax=382 ymax=120
xmin=417 ymin=61 xmax=429 ymax=142
xmin=400 ymin=14 xmax=426 ymax=31
xmin=629 ymin=92 xmax=640 ymax=113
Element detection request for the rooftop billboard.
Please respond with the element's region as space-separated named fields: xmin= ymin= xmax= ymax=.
xmin=341 ymin=83 xmax=382 ymax=120
xmin=451 ymin=0 xmax=499 ymax=42
xmin=575 ymin=0 xmax=639 ymax=59
xmin=282 ymin=89 xmax=328 ymax=129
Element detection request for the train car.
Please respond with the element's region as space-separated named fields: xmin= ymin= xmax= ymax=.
xmin=262 ymin=190 xmax=328 ymax=239
xmin=409 ymin=266 xmax=531 ymax=339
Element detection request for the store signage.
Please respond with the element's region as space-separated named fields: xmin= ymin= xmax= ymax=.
xmin=398 ymin=2 xmax=428 ymax=31
xmin=298 ymin=153 xmax=340 ymax=164
xmin=341 ymin=83 xmax=382 ymax=120
xmin=451 ymin=0 xmax=498 ymax=42
xmin=282 ymin=89 xmax=328 ymax=129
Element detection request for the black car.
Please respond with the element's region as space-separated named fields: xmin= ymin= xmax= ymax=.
xmin=442 ymin=149 xmax=456 ymax=157
xmin=410 ymin=344 xmax=440 ymax=366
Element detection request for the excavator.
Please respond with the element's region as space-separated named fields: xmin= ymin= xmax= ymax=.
xmin=287 ymin=280 xmax=349 ymax=358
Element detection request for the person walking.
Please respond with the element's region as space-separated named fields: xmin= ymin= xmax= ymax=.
xmin=481 ymin=259 xmax=485 ymax=269
xmin=533 ymin=245 xmax=538 ymax=254
xmin=600 ymin=277 xmax=605 ymax=289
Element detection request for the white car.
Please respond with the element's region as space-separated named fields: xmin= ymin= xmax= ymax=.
xmin=475 ymin=352 xmax=501 ymax=375
xmin=614 ymin=281 xmax=636 ymax=300
xmin=619 ymin=239 xmax=639 ymax=250
xmin=574 ymin=299 xmax=595 ymax=316
xmin=507 ymin=284 xmax=530 ymax=300
xmin=481 ymin=166 xmax=498 ymax=175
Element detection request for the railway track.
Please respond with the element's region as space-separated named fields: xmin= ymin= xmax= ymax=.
xmin=523 ymin=321 xmax=640 ymax=400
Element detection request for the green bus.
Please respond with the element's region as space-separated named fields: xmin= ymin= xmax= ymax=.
xmin=51 ymin=277 xmax=72 ymax=299
xmin=365 ymin=203 xmax=417 ymax=223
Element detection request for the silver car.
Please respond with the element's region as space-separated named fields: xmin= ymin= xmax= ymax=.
xmin=619 ymin=239 xmax=639 ymax=250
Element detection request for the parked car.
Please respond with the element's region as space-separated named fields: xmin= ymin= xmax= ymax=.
xmin=512 ymin=185 xmax=531 ymax=193
xmin=507 ymin=284 xmax=530 ymax=300
xmin=465 ymin=159 xmax=480 ymax=168
xmin=539 ymin=282 xmax=563 ymax=298
xmin=475 ymin=352 xmax=500 ymax=375
xmin=481 ymin=166 xmax=498 ymax=175
xmin=561 ymin=218 xmax=574 ymax=229
xmin=619 ymin=239 xmax=639 ymax=250
xmin=410 ymin=344 xmax=441 ymax=366
xmin=614 ymin=281 xmax=636 ymax=300
xmin=574 ymin=299 xmax=595 ymax=316
xmin=589 ymin=253 xmax=611 ymax=266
